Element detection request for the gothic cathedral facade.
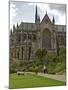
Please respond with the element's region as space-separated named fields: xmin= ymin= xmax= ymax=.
xmin=10 ymin=5 xmax=66 ymax=63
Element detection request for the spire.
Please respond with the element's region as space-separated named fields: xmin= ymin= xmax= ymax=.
xmin=46 ymin=11 xmax=47 ymax=15
xmin=37 ymin=15 xmax=40 ymax=23
xmin=13 ymin=24 xmax=16 ymax=32
xmin=35 ymin=5 xmax=37 ymax=23
xmin=17 ymin=23 xmax=19 ymax=29
xmin=35 ymin=5 xmax=40 ymax=23
xmin=52 ymin=16 xmax=55 ymax=24
xmin=10 ymin=29 xmax=12 ymax=35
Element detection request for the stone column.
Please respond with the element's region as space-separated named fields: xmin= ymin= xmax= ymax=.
xmin=14 ymin=46 xmax=16 ymax=58
xmin=13 ymin=48 xmax=15 ymax=58
xmin=51 ymin=32 xmax=54 ymax=49
xmin=23 ymin=45 xmax=27 ymax=61
xmin=53 ymin=31 xmax=57 ymax=51
xmin=23 ymin=46 xmax=25 ymax=60
xmin=21 ymin=31 xmax=22 ymax=44
xmin=37 ymin=31 xmax=41 ymax=49
xmin=21 ymin=47 xmax=24 ymax=60
xmin=19 ymin=47 xmax=22 ymax=60
xmin=16 ymin=47 xmax=18 ymax=59
xmin=16 ymin=47 xmax=19 ymax=60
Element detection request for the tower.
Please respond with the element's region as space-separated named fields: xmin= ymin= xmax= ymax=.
xmin=52 ymin=16 xmax=55 ymax=25
xmin=35 ymin=5 xmax=40 ymax=24
xmin=13 ymin=24 xmax=16 ymax=32
xmin=10 ymin=29 xmax=12 ymax=35
xmin=17 ymin=23 xmax=19 ymax=29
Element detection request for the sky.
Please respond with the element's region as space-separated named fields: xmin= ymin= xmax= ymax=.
xmin=10 ymin=1 xmax=66 ymax=29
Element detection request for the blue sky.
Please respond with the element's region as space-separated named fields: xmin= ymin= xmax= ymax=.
xmin=10 ymin=1 xmax=66 ymax=29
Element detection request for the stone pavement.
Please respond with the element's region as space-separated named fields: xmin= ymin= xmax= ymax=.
xmin=38 ymin=73 xmax=66 ymax=82
xmin=26 ymin=72 xmax=66 ymax=82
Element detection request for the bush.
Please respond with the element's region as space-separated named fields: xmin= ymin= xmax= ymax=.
xmin=9 ymin=47 xmax=66 ymax=74
xmin=47 ymin=65 xmax=56 ymax=74
xmin=34 ymin=66 xmax=38 ymax=74
xmin=10 ymin=67 xmax=17 ymax=73
xmin=54 ymin=62 xmax=65 ymax=73
xmin=28 ymin=67 xmax=35 ymax=72
xmin=10 ymin=60 xmax=26 ymax=73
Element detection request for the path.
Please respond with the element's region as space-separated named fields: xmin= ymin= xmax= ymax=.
xmin=38 ymin=73 xmax=66 ymax=82
xmin=26 ymin=72 xmax=66 ymax=82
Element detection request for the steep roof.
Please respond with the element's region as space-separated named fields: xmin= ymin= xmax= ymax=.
xmin=18 ymin=22 xmax=37 ymax=31
xmin=41 ymin=12 xmax=52 ymax=24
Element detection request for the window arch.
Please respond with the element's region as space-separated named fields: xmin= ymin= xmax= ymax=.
xmin=23 ymin=34 xmax=27 ymax=41
xmin=28 ymin=34 xmax=31 ymax=40
xmin=42 ymin=28 xmax=51 ymax=49
xmin=32 ymin=34 xmax=36 ymax=41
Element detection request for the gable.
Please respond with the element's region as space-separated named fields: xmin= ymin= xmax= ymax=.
xmin=41 ymin=13 xmax=52 ymax=25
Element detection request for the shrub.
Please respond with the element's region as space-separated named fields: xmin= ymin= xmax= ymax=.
xmin=29 ymin=66 xmax=35 ymax=72
xmin=10 ymin=60 xmax=25 ymax=73
xmin=54 ymin=62 xmax=65 ymax=73
xmin=34 ymin=66 xmax=38 ymax=75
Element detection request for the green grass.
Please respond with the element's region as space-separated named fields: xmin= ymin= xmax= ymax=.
xmin=9 ymin=73 xmax=65 ymax=89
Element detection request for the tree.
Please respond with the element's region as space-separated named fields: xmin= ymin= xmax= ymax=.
xmin=10 ymin=60 xmax=26 ymax=73
xmin=35 ymin=49 xmax=42 ymax=61
xmin=10 ymin=60 xmax=19 ymax=73
xmin=41 ymin=48 xmax=48 ymax=64
xmin=35 ymin=48 xmax=48 ymax=65
xmin=56 ymin=47 xmax=66 ymax=63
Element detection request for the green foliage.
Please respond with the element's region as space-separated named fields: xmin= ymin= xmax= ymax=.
xmin=34 ymin=47 xmax=66 ymax=74
xmin=47 ymin=47 xmax=66 ymax=74
xmin=35 ymin=48 xmax=48 ymax=64
xmin=41 ymin=48 xmax=47 ymax=58
xmin=10 ymin=47 xmax=66 ymax=74
xmin=45 ymin=53 xmax=56 ymax=65
xmin=35 ymin=49 xmax=42 ymax=61
xmin=29 ymin=67 xmax=35 ymax=72
xmin=54 ymin=62 xmax=65 ymax=73
xmin=59 ymin=47 xmax=66 ymax=55
xmin=10 ymin=60 xmax=26 ymax=73
xmin=10 ymin=60 xmax=19 ymax=73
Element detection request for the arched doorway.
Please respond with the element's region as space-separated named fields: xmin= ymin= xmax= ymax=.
xmin=42 ymin=28 xmax=51 ymax=49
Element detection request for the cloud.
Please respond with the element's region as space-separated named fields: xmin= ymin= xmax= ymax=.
xmin=10 ymin=3 xmax=17 ymax=29
xmin=49 ymin=4 xmax=66 ymax=14
xmin=10 ymin=1 xmax=66 ymax=29
xmin=48 ymin=4 xmax=66 ymax=25
xmin=28 ymin=3 xmax=49 ymax=21
xmin=28 ymin=2 xmax=66 ymax=25
xmin=37 ymin=3 xmax=66 ymax=25
xmin=58 ymin=14 xmax=66 ymax=25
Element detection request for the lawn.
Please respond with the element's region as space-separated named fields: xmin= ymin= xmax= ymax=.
xmin=9 ymin=73 xmax=65 ymax=89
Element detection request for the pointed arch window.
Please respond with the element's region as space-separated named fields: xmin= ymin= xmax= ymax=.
xmin=23 ymin=34 xmax=27 ymax=41
xmin=33 ymin=34 xmax=36 ymax=41
xmin=28 ymin=34 xmax=31 ymax=40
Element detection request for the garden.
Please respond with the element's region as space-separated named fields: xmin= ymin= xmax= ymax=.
xmin=9 ymin=47 xmax=66 ymax=88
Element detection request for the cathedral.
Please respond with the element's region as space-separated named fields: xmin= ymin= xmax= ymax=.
xmin=10 ymin=5 xmax=66 ymax=63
